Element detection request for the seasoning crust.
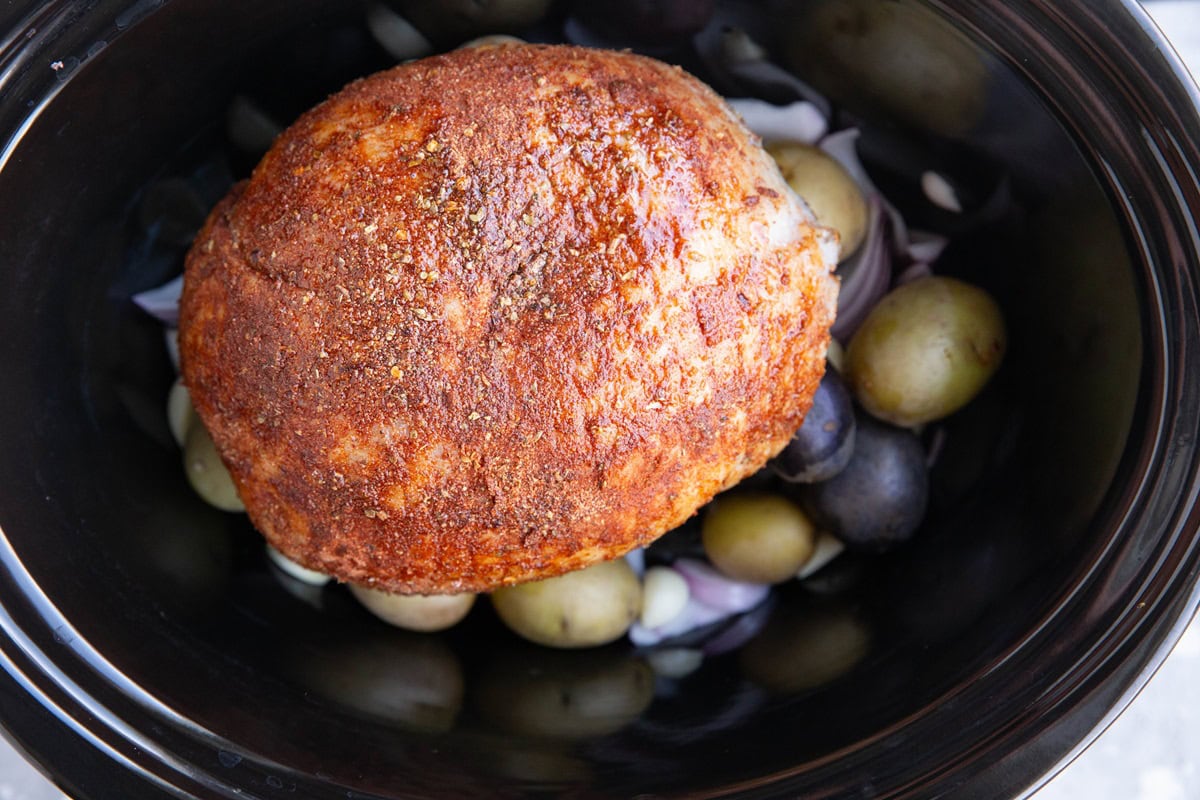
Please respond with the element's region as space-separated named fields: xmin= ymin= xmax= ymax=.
xmin=179 ymin=43 xmax=839 ymax=594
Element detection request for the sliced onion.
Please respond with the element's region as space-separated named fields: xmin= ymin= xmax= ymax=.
xmin=696 ymin=25 xmax=832 ymax=119
xmin=830 ymin=196 xmax=890 ymax=340
xmin=624 ymin=547 xmax=646 ymax=577
xmin=894 ymin=261 xmax=933 ymax=286
xmin=132 ymin=274 xmax=183 ymax=325
xmin=921 ymin=170 xmax=963 ymax=212
xmin=458 ymin=35 xmax=526 ymax=50
xmin=727 ymin=98 xmax=827 ymax=145
xmin=796 ymin=531 xmax=846 ymax=580
xmin=821 ymin=128 xmax=913 ymax=257
xmin=672 ymin=558 xmax=771 ymax=614
xmin=366 ymin=1 xmax=434 ymax=62
xmin=819 ymin=129 xmax=879 ymax=195
xmin=906 ymin=231 xmax=949 ymax=264
xmin=267 ymin=544 xmax=332 ymax=586
xmin=701 ymin=600 xmax=773 ymax=656
xmin=628 ymin=597 xmax=730 ymax=647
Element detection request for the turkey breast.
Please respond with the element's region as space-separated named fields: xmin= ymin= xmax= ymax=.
xmin=179 ymin=43 xmax=839 ymax=594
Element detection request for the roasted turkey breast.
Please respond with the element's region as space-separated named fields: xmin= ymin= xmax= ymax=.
xmin=179 ymin=43 xmax=839 ymax=594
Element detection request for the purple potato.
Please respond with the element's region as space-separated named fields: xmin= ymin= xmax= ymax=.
xmin=800 ymin=413 xmax=928 ymax=551
xmin=771 ymin=367 xmax=856 ymax=483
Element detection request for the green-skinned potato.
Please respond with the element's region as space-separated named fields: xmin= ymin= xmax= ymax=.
xmin=846 ymin=276 xmax=1005 ymax=427
xmin=768 ymin=142 xmax=868 ymax=259
xmin=701 ymin=493 xmax=817 ymax=584
xmin=490 ymin=559 xmax=641 ymax=648
xmin=350 ymin=584 xmax=475 ymax=632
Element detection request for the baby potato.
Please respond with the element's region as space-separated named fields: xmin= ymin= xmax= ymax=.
xmin=768 ymin=142 xmax=869 ymax=259
xmin=701 ymin=493 xmax=817 ymax=584
xmin=350 ymin=584 xmax=476 ymax=632
xmin=490 ymin=560 xmax=641 ymax=648
xmin=182 ymin=422 xmax=244 ymax=512
xmin=845 ymin=276 xmax=1005 ymax=427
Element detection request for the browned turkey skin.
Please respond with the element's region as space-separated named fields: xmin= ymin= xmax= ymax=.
xmin=179 ymin=43 xmax=839 ymax=594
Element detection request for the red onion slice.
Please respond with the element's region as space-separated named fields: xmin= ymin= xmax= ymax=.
xmin=132 ymin=274 xmax=183 ymax=325
xmin=672 ymin=558 xmax=771 ymax=614
xmin=831 ymin=196 xmax=890 ymax=340
xmin=894 ymin=261 xmax=934 ymax=286
xmin=727 ymin=98 xmax=827 ymax=144
xmin=624 ymin=547 xmax=646 ymax=577
xmin=906 ymin=230 xmax=949 ymax=264
xmin=701 ymin=600 xmax=773 ymax=656
xmin=629 ymin=597 xmax=730 ymax=647
xmin=821 ymin=128 xmax=915 ymax=259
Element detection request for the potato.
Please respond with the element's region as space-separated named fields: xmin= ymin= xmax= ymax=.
xmin=349 ymin=584 xmax=475 ymax=632
xmin=182 ymin=422 xmax=244 ymax=512
xmin=490 ymin=559 xmax=641 ymax=648
xmin=701 ymin=493 xmax=817 ymax=584
xmin=845 ymin=275 xmax=1006 ymax=427
xmin=768 ymin=142 xmax=868 ymax=259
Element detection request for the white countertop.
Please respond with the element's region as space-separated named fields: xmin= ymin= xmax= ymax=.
xmin=2 ymin=2 xmax=1199 ymax=797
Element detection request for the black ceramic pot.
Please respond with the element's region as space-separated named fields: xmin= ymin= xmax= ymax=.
xmin=1 ymin=1 xmax=1198 ymax=798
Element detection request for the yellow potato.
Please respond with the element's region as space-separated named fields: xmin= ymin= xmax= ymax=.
xmin=490 ymin=559 xmax=641 ymax=648
xmin=846 ymin=276 xmax=1006 ymax=427
xmin=702 ymin=493 xmax=817 ymax=584
xmin=769 ymin=142 xmax=868 ymax=259
xmin=349 ymin=584 xmax=475 ymax=632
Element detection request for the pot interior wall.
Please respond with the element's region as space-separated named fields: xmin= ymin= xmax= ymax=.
xmin=0 ymin=1 xmax=1151 ymax=796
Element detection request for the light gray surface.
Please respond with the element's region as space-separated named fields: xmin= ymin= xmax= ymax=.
xmin=2 ymin=2 xmax=1199 ymax=797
